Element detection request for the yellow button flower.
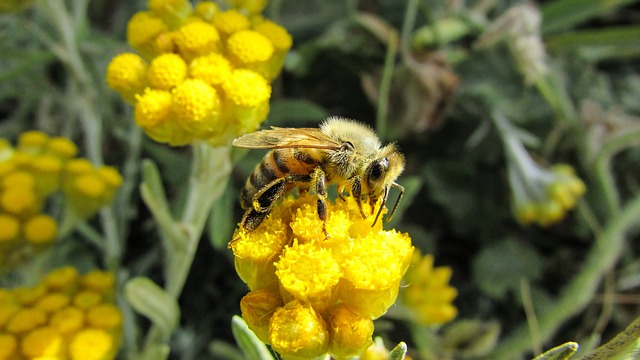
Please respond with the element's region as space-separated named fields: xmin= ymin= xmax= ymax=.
xmin=73 ymin=290 xmax=102 ymax=310
xmin=106 ymin=53 xmax=148 ymax=103
xmin=326 ymin=304 xmax=374 ymax=359
xmin=0 ymin=214 xmax=19 ymax=243
xmin=254 ymin=20 xmax=293 ymax=52
xmin=147 ymin=0 xmax=192 ymax=28
xmin=20 ymin=326 xmax=63 ymax=358
xmin=240 ymin=289 xmax=284 ymax=343
xmin=47 ymin=137 xmax=78 ymax=159
xmin=81 ymin=270 xmax=116 ymax=295
xmin=222 ymin=69 xmax=271 ymax=108
xmin=212 ymin=9 xmax=250 ymax=38
xmin=400 ymin=251 xmax=458 ymax=326
xmin=189 ymin=53 xmax=233 ymax=88
xmin=275 ymin=240 xmax=341 ymax=312
xmin=18 ymin=130 xmax=48 ymax=152
xmin=35 ymin=293 xmax=71 ymax=313
xmin=6 ymin=308 xmax=47 ymax=334
xmin=171 ymin=78 xmax=221 ymax=138
xmin=226 ymin=30 xmax=274 ymax=77
xmin=134 ymin=88 xmax=173 ymax=129
xmin=0 ymin=334 xmax=17 ymax=360
xmin=175 ymin=20 xmax=221 ymax=61
xmin=49 ymin=307 xmax=84 ymax=336
xmin=269 ymin=300 xmax=329 ymax=360
xmin=43 ymin=266 xmax=79 ymax=292
xmin=194 ymin=1 xmax=219 ymax=22
xmin=68 ymin=328 xmax=114 ymax=360
xmin=1 ymin=186 xmax=40 ymax=217
xmin=87 ymin=304 xmax=123 ymax=330
xmin=126 ymin=11 xmax=168 ymax=59
xmin=23 ymin=214 xmax=58 ymax=245
xmin=146 ymin=53 xmax=188 ymax=91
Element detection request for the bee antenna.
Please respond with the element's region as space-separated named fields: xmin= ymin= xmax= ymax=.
xmin=372 ymin=186 xmax=389 ymax=227
xmin=386 ymin=182 xmax=404 ymax=222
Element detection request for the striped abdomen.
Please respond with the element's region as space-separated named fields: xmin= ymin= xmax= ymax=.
xmin=240 ymin=148 xmax=322 ymax=209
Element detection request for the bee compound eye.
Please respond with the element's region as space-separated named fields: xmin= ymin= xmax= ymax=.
xmin=368 ymin=158 xmax=389 ymax=181
xmin=341 ymin=141 xmax=354 ymax=151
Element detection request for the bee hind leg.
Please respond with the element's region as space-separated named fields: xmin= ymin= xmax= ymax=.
xmin=312 ymin=167 xmax=329 ymax=239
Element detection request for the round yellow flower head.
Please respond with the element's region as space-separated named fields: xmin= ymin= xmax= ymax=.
xmin=212 ymin=9 xmax=250 ymax=38
xmin=21 ymin=326 xmax=63 ymax=358
xmin=175 ymin=20 xmax=221 ymax=61
xmin=171 ymin=78 xmax=221 ymax=137
xmin=189 ymin=53 xmax=233 ymax=88
xmin=81 ymin=270 xmax=116 ymax=295
xmin=6 ymin=308 xmax=47 ymax=334
xmin=18 ymin=131 xmax=49 ymax=153
xmin=229 ymin=0 xmax=268 ymax=14
xmin=400 ymin=250 xmax=458 ymax=326
xmin=68 ymin=328 xmax=114 ymax=360
xmin=106 ymin=53 xmax=148 ymax=103
xmin=134 ymin=88 xmax=192 ymax=146
xmin=49 ymin=307 xmax=84 ymax=336
xmin=269 ymin=300 xmax=329 ymax=360
xmin=0 ymin=214 xmax=19 ymax=243
xmin=44 ymin=266 xmax=79 ymax=291
xmin=47 ymin=137 xmax=78 ymax=159
xmin=194 ymin=1 xmax=219 ymax=22
xmin=326 ymin=304 xmax=374 ymax=359
xmin=64 ymin=159 xmax=94 ymax=177
xmin=147 ymin=52 xmax=188 ymax=91
xmin=226 ymin=30 xmax=274 ymax=66
xmin=2 ymin=170 xmax=35 ymax=190
xmin=23 ymin=214 xmax=58 ymax=245
xmin=35 ymin=293 xmax=71 ymax=313
xmin=240 ymin=289 xmax=284 ymax=343
xmin=31 ymin=155 xmax=63 ymax=196
xmin=73 ymin=290 xmax=103 ymax=310
xmin=87 ymin=304 xmax=123 ymax=330
xmin=221 ymin=69 xmax=271 ymax=135
xmin=1 ymin=185 xmax=40 ymax=217
xmin=147 ymin=0 xmax=192 ymax=28
xmin=0 ymin=334 xmax=17 ymax=359
xmin=126 ymin=11 xmax=168 ymax=59
xmin=231 ymin=194 xmax=414 ymax=358
xmin=254 ymin=20 xmax=293 ymax=52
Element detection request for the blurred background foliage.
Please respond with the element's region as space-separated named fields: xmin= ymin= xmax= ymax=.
xmin=1 ymin=0 xmax=640 ymax=359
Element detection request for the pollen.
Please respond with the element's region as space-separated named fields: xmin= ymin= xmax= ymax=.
xmin=146 ymin=53 xmax=188 ymax=90
xmin=134 ymin=88 xmax=173 ymax=128
xmin=212 ymin=9 xmax=250 ymax=37
xmin=171 ymin=78 xmax=220 ymax=123
xmin=189 ymin=53 xmax=233 ymax=87
xmin=222 ymin=69 xmax=271 ymax=108
xmin=226 ymin=30 xmax=274 ymax=65
xmin=23 ymin=214 xmax=58 ymax=245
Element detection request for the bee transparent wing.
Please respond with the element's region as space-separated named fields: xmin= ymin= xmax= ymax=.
xmin=232 ymin=127 xmax=341 ymax=150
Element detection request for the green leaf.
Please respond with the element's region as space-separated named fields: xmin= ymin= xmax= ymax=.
xmin=546 ymin=26 xmax=640 ymax=62
xmin=231 ymin=315 xmax=274 ymax=360
xmin=388 ymin=342 xmax=408 ymax=360
xmin=541 ymin=0 xmax=640 ymax=34
xmin=140 ymin=159 xmax=171 ymax=217
xmin=442 ymin=319 xmax=501 ymax=358
xmin=533 ymin=342 xmax=579 ymax=360
xmin=137 ymin=344 xmax=171 ymax=360
xmin=125 ymin=277 xmax=180 ymax=341
xmin=472 ymin=238 xmax=544 ymax=300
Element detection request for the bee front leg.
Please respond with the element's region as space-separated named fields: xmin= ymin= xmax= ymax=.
xmin=313 ymin=167 xmax=329 ymax=239
xmin=350 ymin=176 xmax=367 ymax=218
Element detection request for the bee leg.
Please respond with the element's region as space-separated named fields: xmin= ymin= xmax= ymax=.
xmin=313 ymin=167 xmax=329 ymax=239
xmin=350 ymin=177 xmax=367 ymax=218
xmin=244 ymin=174 xmax=313 ymax=231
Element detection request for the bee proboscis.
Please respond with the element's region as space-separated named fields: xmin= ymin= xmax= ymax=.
xmin=233 ymin=116 xmax=405 ymax=235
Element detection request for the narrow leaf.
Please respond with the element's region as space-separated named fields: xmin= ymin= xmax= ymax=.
xmin=541 ymin=0 xmax=639 ymax=34
xmin=533 ymin=342 xmax=578 ymax=360
xmin=388 ymin=342 xmax=408 ymax=360
xmin=231 ymin=315 xmax=274 ymax=360
xmin=125 ymin=277 xmax=180 ymax=341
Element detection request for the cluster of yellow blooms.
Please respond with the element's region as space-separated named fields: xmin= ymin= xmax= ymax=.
xmin=106 ymin=0 xmax=292 ymax=146
xmin=0 ymin=132 xmax=122 ymax=271
xmin=511 ymin=163 xmax=586 ymax=227
xmin=0 ymin=266 xmax=122 ymax=360
xmin=230 ymin=194 xmax=414 ymax=359
xmin=399 ymin=250 xmax=458 ymax=326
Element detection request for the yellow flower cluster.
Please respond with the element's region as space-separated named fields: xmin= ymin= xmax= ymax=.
xmin=230 ymin=194 xmax=414 ymax=359
xmin=106 ymin=0 xmax=293 ymax=146
xmin=0 ymin=132 xmax=122 ymax=270
xmin=0 ymin=266 xmax=122 ymax=360
xmin=512 ymin=163 xmax=586 ymax=227
xmin=399 ymin=250 xmax=458 ymax=326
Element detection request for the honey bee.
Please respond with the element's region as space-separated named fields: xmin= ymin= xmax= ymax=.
xmin=233 ymin=117 xmax=405 ymax=234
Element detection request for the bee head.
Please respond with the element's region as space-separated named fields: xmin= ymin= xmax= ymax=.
xmin=364 ymin=144 xmax=405 ymax=197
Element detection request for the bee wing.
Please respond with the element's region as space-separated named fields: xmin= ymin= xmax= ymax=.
xmin=232 ymin=127 xmax=341 ymax=150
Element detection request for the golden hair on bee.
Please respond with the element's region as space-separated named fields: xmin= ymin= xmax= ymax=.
xmin=233 ymin=116 xmax=405 ymax=235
